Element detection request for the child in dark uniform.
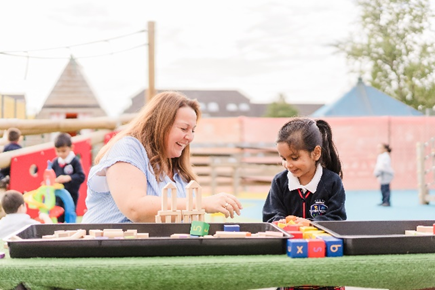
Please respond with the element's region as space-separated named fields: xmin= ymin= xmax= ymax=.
xmin=263 ymin=118 xmax=346 ymax=223
xmin=52 ymin=133 xmax=85 ymax=222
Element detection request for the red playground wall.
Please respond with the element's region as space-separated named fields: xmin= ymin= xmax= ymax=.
xmin=9 ymin=139 xmax=92 ymax=218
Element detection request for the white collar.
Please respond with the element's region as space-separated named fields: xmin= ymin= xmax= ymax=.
xmin=287 ymin=163 xmax=323 ymax=193
xmin=58 ymin=151 xmax=75 ymax=166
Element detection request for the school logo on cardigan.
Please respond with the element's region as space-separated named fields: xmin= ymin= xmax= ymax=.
xmin=64 ymin=164 xmax=74 ymax=175
xmin=310 ymin=200 xmax=328 ymax=218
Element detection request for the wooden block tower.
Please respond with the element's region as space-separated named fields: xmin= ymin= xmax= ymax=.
xmin=182 ymin=180 xmax=206 ymax=222
xmin=155 ymin=183 xmax=182 ymax=223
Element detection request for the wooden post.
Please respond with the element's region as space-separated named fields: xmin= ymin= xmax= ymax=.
xmin=146 ymin=21 xmax=156 ymax=104
xmin=416 ymin=142 xmax=429 ymax=204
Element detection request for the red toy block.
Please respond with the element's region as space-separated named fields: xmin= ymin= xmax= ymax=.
xmin=287 ymin=231 xmax=303 ymax=239
xmin=308 ymin=239 xmax=325 ymax=258
xmin=433 ymin=223 xmax=435 ymax=235
xmin=283 ymin=224 xmax=300 ymax=232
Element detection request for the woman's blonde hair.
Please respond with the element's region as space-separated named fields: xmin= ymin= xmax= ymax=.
xmin=95 ymin=91 xmax=201 ymax=182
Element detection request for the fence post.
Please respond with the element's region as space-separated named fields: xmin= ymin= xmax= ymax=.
xmin=416 ymin=142 xmax=429 ymax=205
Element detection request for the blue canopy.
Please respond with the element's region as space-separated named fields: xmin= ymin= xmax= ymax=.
xmin=311 ymin=78 xmax=423 ymax=117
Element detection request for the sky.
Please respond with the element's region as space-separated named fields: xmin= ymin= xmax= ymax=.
xmin=0 ymin=0 xmax=360 ymax=117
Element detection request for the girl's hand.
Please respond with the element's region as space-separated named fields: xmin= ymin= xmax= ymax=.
xmin=202 ymin=192 xmax=243 ymax=218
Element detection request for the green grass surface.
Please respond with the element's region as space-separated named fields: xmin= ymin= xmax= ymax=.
xmin=1 ymin=240 xmax=435 ymax=290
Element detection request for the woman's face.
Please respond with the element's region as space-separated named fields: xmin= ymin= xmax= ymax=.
xmin=166 ymin=106 xmax=197 ymax=158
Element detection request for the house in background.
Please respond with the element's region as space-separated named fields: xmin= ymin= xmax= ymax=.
xmin=123 ymin=89 xmax=323 ymax=117
xmin=0 ymin=94 xmax=26 ymax=119
xmin=311 ymin=78 xmax=423 ymax=117
xmin=37 ymin=57 xmax=106 ymax=121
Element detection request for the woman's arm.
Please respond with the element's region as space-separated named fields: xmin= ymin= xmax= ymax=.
xmin=107 ymin=162 xmax=242 ymax=222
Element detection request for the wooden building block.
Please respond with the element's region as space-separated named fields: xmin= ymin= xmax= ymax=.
xmin=308 ymin=239 xmax=326 ymax=258
xmin=156 ymin=210 xmax=182 ymax=223
xmin=170 ymin=233 xmax=190 ymax=239
xmin=54 ymin=230 xmax=69 ymax=238
xmin=136 ymin=233 xmax=150 ymax=239
xmin=103 ymin=229 xmax=124 ymax=238
xmin=70 ymin=229 xmax=86 ymax=239
xmin=42 ymin=235 xmax=56 ymax=239
xmin=89 ymin=230 xmax=103 ymax=237
xmin=416 ymin=225 xmax=434 ymax=233
xmin=224 ymin=224 xmax=240 ymax=232
xmin=265 ymin=231 xmax=284 ymax=237
xmin=124 ymin=230 xmax=138 ymax=237
xmin=287 ymin=239 xmax=308 ymax=258
xmin=214 ymin=231 xmax=250 ymax=238
xmin=190 ymin=221 xmax=210 ymax=236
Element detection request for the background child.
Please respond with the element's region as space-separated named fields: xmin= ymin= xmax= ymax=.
xmin=51 ymin=133 xmax=85 ymax=222
xmin=0 ymin=128 xmax=22 ymax=187
xmin=0 ymin=190 xmax=51 ymax=240
xmin=374 ymin=143 xmax=394 ymax=207
xmin=263 ymin=118 xmax=346 ymax=222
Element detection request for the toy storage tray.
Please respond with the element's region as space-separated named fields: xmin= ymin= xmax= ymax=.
xmin=312 ymin=220 xmax=435 ymax=255
xmin=7 ymin=222 xmax=290 ymax=258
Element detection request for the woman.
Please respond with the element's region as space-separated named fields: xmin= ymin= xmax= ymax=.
xmin=82 ymin=91 xmax=242 ymax=223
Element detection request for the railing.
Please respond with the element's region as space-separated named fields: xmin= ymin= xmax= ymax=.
xmin=191 ymin=143 xmax=282 ymax=195
xmin=416 ymin=138 xmax=435 ymax=204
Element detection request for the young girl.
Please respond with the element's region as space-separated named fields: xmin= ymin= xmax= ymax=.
xmin=263 ymin=118 xmax=346 ymax=222
xmin=374 ymin=143 xmax=394 ymax=207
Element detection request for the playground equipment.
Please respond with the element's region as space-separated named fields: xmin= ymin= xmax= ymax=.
xmin=23 ymin=161 xmax=77 ymax=223
xmin=416 ymin=139 xmax=435 ymax=204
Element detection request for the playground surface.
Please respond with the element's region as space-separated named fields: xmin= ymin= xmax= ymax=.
xmin=211 ymin=189 xmax=435 ymax=223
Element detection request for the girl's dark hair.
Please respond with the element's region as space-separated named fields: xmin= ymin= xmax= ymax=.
xmin=382 ymin=143 xmax=392 ymax=153
xmin=277 ymin=118 xmax=343 ymax=179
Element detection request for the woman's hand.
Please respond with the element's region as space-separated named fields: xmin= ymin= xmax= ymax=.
xmin=202 ymin=192 xmax=243 ymax=218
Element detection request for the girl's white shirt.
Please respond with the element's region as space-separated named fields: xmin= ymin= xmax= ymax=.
xmin=374 ymin=152 xmax=394 ymax=184
xmin=287 ymin=163 xmax=323 ymax=194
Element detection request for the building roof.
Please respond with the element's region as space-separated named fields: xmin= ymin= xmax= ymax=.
xmin=124 ymin=89 xmax=260 ymax=117
xmin=311 ymin=78 xmax=423 ymax=117
xmin=37 ymin=57 xmax=106 ymax=119
xmin=124 ymin=89 xmax=323 ymax=117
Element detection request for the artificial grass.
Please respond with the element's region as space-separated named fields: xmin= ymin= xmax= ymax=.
xmin=1 ymin=247 xmax=435 ymax=290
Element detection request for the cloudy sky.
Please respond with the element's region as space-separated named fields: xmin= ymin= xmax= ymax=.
xmin=0 ymin=0 xmax=360 ymax=116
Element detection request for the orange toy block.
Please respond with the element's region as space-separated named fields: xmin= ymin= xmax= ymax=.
xmin=295 ymin=218 xmax=311 ymax=227
xmin=308 ymin=239 xmax=326 ymax=258
xmin=285 ymin=215 xmax=297 ymax=223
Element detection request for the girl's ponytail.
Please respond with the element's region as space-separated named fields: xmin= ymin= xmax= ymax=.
xmin=316 ymin=120 xmax=343 ymax=179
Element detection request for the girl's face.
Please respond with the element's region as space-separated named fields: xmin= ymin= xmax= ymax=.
xmin=277 ymin=142 xmax=321 ymax=185
xmin=166 ymin=106 xmax=197 ymax=158
xmin=377 ymin=143 xmax=386 ymax=154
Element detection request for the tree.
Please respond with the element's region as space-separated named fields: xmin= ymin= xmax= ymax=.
xmin=335 ymin=0 xmax=435 ymax=111
xmin=263 ymin=94 xmax=299 ymax=117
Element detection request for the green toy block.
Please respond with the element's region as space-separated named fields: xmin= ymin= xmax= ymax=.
xmin=190 ymin=221 xmax=210 ymax=236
